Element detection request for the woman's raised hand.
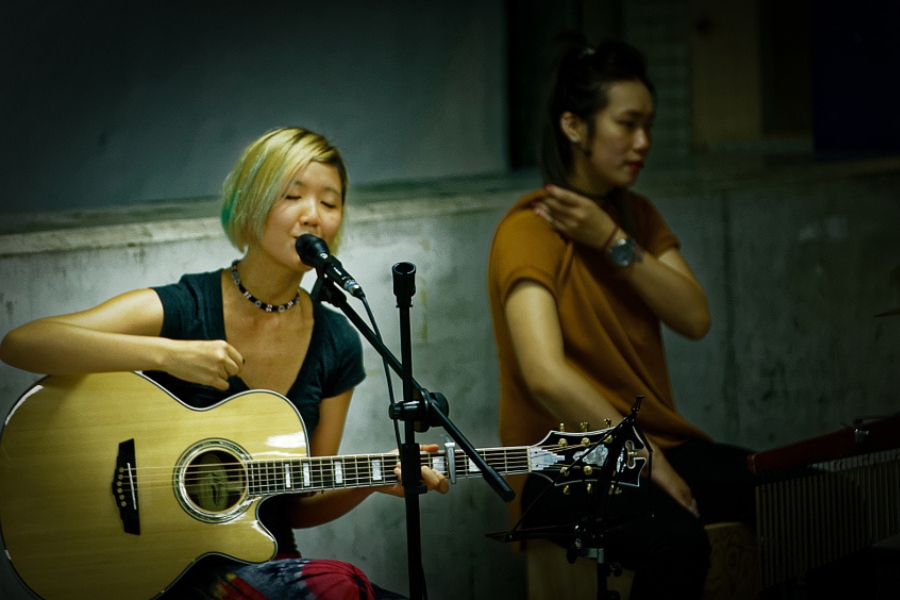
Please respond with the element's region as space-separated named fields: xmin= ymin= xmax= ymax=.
xmin=533 ymin=185 xmax=619 ymax=249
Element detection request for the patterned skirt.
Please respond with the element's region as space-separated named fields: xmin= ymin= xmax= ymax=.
xmin=163 ymin=554 xmax=407 ymax=600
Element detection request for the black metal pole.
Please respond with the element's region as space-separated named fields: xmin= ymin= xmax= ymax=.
xmin=392 ymin=262 xmax=425 ymax=600
xmin=311 ymin=265 xmax=515 ymax=598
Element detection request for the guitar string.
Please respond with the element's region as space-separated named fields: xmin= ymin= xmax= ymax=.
xmin=109 ymin=444 xmax=633 ymax=491
xmin=120 ymin=452 xmax=536 ymax=485
xmin=113 ymin=443 xmax=624 ymax=479
xmin=108 ymin=447 xmax=562 ymax=489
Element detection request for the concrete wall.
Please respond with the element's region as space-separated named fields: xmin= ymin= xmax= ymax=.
xmin=2 ymin=160 xmax=898 ymax=599
xmin=3 ymin=1 xmax=900 ymax=597
xmin=0 ymin=0 xmax=507 ymax=214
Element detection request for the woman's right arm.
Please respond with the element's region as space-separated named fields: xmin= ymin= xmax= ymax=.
xmin=505 ymin=280 xmax=623 ymax=427
xmin=0 ymin=289 xmax=242 ymax=390
xmin=505 ymin=279 xmax=698 ymax=516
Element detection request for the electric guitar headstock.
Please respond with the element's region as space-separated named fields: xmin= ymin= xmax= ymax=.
xmin=528 ymin=421 xmax=647 ymax=491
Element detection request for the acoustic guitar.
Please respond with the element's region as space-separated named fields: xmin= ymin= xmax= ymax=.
xmin=0 ymin=372 xmax=645 ymax=599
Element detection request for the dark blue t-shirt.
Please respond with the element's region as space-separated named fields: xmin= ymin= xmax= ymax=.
xmin=145 ymin=269 xmax=365 ymax=553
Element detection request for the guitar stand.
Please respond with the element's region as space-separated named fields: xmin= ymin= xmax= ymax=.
xmin=490 ymin=398 xmax=650 ymax=600
xmin=566 ymin=525 xmax=624 ymax=600
xmin=489 ymin=519 xmax=634 ymax=600
xmin=312 ymin=263 xmax=514 ymax=600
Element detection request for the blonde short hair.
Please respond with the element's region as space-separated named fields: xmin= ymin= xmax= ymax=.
xmin=221 ymin=127 xmax=348 ymax=252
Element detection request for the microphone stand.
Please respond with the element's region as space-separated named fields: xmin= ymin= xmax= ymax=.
xmin=311 ymin=263 xmax=514 ymax=600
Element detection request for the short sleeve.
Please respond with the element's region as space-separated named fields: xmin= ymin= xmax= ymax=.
xmin=490 ymin=202 xmax=567 ymax=305
xmin=153 ymin=279 xmax=197 ymax=339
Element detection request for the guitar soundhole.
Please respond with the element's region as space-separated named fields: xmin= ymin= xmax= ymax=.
xmin=184 ymin=449 xmax=245 ymax=513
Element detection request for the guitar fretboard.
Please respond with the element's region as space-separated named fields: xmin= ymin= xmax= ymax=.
xmin=247 ymin=448 xmax=532 ymax=497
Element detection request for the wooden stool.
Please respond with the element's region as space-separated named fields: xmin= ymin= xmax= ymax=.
xmin=526 ymin=522 xmax=757 ymax=600
xmin=702 ymin=522 xmax=757 ymax=600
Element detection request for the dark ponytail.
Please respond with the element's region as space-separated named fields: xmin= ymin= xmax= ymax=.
xmin=538 ymin=36 xmax=653 ymax=234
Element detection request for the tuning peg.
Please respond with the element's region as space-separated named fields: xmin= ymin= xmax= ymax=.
xmin=559 ymin=423 xmax=566 ymax=432
xmin=563 ymin=485 xmax=571 ymax=496
xmin=586 ymin=483 xmax=593 ymax=494
xmin=583 ymin=466 xmax=593 ymax=476
xmin=581 ymin=437 xmax=591 ymax=446
xmin=604 ymin=418 xmax=612 ymax=428
xmin=580 ymin=421 xmax=589 ymax=432
xmin=627 ymin=449 xmax=640 ymax=468
xmin=558 ymin=438 xmax=568 ymax=448
xmin=560 ymin=467 xmax=569 ymax=476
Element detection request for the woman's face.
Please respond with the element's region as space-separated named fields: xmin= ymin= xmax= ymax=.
xmin=568 ymin=79 xmax=655 ymax=194
xmin=259 ymin=161 xmax=344 ymax=271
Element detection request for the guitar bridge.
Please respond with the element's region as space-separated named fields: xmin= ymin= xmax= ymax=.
xmin=111 ymin=439 xmax=140 ymax=535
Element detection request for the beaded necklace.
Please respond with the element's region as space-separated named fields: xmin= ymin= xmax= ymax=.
xmin=230 ymin=260 xmax=300 ymax=313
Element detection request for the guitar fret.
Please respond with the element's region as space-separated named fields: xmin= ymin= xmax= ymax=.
xmin=319 ymin=458 xmax=333 ymax=490
xmin=347 ymin=456 xmax=361 ymax=487
xmin=289 ymin=461 xmax=300 ymax=490
xmin=359 ymin=456 xmax=369 ymax=486
xmin=269 ymin=461 xmax=279 ymax=493
xmin=262 ymin=461 xmax=271 ymax=494
xmin=359 ymin=456 xmax=371 ymax=486
xmin=249 ymin=461 xmax=259 ymax=494
xmin=310 ymin=458 xmax=319 ymax=489
xmin=483 ymin=449 xmax=498 ymax=473
xmin=343 ymin=457 xmax=354 ymax=486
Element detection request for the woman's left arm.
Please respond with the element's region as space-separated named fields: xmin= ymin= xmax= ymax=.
xmin=618 ymin=246 xmax=711 ymax=340
xmin=289 ymin=388 xmax=448 ymax=529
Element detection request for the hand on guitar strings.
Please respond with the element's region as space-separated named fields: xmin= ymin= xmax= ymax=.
xmin=379 ymin=444 xmax=450 ymax=498
xmin=162 ymin=339 xmax=244 ymax=391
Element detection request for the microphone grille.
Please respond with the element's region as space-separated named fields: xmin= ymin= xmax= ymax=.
xmin=296 ymin=234 xmax=330 ymax=266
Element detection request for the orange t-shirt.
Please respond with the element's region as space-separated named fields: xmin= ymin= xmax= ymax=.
xmin=487 ymin=189 xmax=710 ymax=521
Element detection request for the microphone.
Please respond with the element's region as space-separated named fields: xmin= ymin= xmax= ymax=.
xmin=295 ymin=234 xmax=365 ymax=299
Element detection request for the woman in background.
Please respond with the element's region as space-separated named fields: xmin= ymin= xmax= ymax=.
xmin=1 ymin=126 xmax=448 ymax=599
xmin=487 ymin=40 xmax=755 ymax=599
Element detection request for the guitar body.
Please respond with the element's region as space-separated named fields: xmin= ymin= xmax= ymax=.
xmin=1 ymin=372 xmax=647 ymax=599
xmin=0 ymin=372 xmax=308 ymax=600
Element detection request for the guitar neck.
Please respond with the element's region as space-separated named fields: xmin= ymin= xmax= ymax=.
xmin=248 ymin=446 xmax=531 ymax=497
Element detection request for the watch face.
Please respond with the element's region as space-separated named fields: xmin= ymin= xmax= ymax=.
xmin=609 ymin=238 xmax=635 ymax=267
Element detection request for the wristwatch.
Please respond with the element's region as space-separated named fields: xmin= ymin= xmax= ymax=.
xmin=607 ymin=236 xmax=640 ymax=267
